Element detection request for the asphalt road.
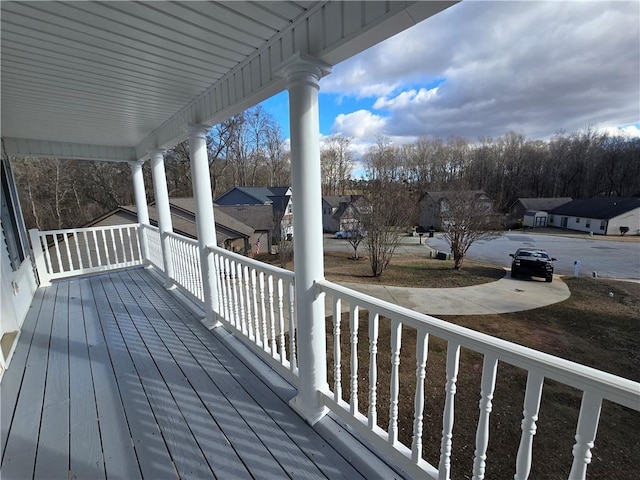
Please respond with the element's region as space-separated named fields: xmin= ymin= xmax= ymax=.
xmin=324 ymin=232 xmax=640 ymax=280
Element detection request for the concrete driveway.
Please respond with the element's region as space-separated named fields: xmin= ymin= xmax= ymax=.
xmin=339 ymin=272 xmax=570 ymax=315
xmin=425 ymin=232 xmax=640 ymax=280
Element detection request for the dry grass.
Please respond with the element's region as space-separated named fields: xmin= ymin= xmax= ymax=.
xmin=323 ymin=251 xmax=505 ymax=287
xmin=325 ymin=277 xmax=640 ymax=479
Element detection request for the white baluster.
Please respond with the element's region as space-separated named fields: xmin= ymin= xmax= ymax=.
xmin=42 ymin=233 xmax=53 ymax=274
xmin=288 ymin=280 xmax=297 ymax=373
xmin=411 ymin=329 xmax=429 ymax=463
xmin=216 ymin=255 xmax=228 ymax=320
xmin=349 ymin=303 xmax=359 ymax=415
xmin=259 ymin=271 xmax=268 ymax=348
xmin=83 ymin=231 xmax=93 ymax=268
xmin=268 ymin=275 xmax=276 ymax=356
xmin=63 ymin=232 xmax=74 ymax=270
xmin=388 ymin=319 xmax=403 ymax=445
xmin=242 ymin=265 xmax=253 ymax=338
xmin=72 ymin=230 xmax=83 ymax=270
xmin=251 ymin=269 xmax=259 ymax=343
xmin=277 ymin=278 xmax=285 ymax=363
xmin=128 ymin=226 xmax=137 ymax=261
xmin=568 ymin=391 xmax=603 ymax=480
xmin=514 ymin=372 xmax=544 ymax=480
xmin=333 ymin=296 xmax=342 ymax=403
xmin=472 ymin=354 xmax=499 ymax=480
xmin=236 ymin=262 xmax=247 ymax=334
xmin=92 ymin=230 xmax=102 ymax=266
xmin=368 ymin=312 xmax=379 ymax=429
xmin=118 ymin=227 xmax=126 ymax=262
xmin=438 ymin=342 xmax=461 ymax=480
xmin=110 ymin=228 xmax=119 ymax=264
xmin=53 ymin=233 xmax=63 ymax=273
xmin=230 ymin=261 xmax=240 ymax=328
xmin=100 ymin=229 xmax=110 ymax=264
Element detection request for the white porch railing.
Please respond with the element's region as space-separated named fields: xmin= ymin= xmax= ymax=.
xmin=165 ymin=231 xmax=203 ymax=304
xmin=27 ymin=224 xmax=640 ymax=479
xmin=29 ymin=225 xmax=143 ymax=286
xmin=315 ymin=279 xmax=640 ymax=480
xmin=208 ymin=245 xmax=298 ymax=385
xmin=140 ymin=224 xmax=164 ymax=272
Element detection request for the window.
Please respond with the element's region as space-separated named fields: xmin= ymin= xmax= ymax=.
xmin=1 ymin=158 xmax=27 ymax=271
xmin=576 ymin=217 xmax=580 ymax=224
xmin=600 ymin=220 xmax=606 ymax=231
xmin=586 ymin=219 xmax=591 ymax=228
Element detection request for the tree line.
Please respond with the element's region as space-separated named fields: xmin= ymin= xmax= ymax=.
xmin=355 ymin=128 xmax=640 ymax=212
xmin=8 ymin=119 xmax=639 ymax=232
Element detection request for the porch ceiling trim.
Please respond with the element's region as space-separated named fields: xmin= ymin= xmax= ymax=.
xmin=1 ymin=1 xmax=457 ymax=161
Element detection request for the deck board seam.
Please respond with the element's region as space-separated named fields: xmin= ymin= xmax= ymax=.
xmin=100 ymin=274 xmax=215 ymax=479
xmin=126 ymin=269 xmax=357 ymax=479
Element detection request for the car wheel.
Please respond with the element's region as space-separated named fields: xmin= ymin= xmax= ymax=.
xmin=545 ymin=275 xmax=553 ymax=283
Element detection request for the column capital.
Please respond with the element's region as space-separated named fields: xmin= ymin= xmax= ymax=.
xmin=275 ymin=52 xmax=332 ymax=83
xmin=184 ymin=123 xmax=210 ymax=139
xmin=128 ymin=160 xmax=145 ymax=169
xmin=148 ymin=148 xmax=166 ymax=160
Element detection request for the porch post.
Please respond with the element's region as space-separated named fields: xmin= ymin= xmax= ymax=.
xmin=129 ymin=160 xmax=150 ymax=265
xmin=185 ymin=124 xmax=220 ymax=327
xmin=278 ymin=52 xmax=332 ymax=425
xmin=149 ymin=149 xmax=174 ymax=288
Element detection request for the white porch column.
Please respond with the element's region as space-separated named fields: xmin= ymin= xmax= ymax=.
xmin=129 ymin=160 xmax=149 ymax=225
xmin=149 ymin=149 xmax=174 ymax=288
xmin=129 ymin=160 xmax=151 ymax=265
xmin=278 ymin=53 xmax=332 ymax=425
xmin=185 ymin=124 xmax=220 ymax=327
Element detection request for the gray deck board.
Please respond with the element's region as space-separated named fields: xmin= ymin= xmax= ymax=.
xmin=1 ymin=268 xmax=394 ymax=480
xmin=1 ymin=284 xmax=56 ymax=480
xmin=1 ymin=287 xmax=44 ymax=455
xmin=34 ymin=281 xmax=70 ymax=480
xmin=81 ymin=278 xmax=142 ymax=480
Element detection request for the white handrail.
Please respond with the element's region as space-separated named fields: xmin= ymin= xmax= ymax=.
xmin=315 ymin=278 xmax=640 ymax=480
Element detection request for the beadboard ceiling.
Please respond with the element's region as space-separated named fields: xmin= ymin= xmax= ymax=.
xmin=1 ymin=1 xmax=456 ymax=161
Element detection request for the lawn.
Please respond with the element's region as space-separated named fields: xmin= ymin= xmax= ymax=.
xmin=323 ymin=271 xmax=639 ymax=479
xmin=323 ymin=251 xmax=506 ymax=287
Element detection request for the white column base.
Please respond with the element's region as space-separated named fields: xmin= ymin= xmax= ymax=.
xmin=289 ymin=394 xmax=329 ymax=426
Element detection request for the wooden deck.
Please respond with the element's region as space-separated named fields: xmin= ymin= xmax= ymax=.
xmin=1 ymin=268 xmax=400 ymax=480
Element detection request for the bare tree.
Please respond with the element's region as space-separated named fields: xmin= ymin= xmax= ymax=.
xmin=359 ymin=182 xmax=417 ymax=277
xmin=440 ymin=189 xmax=501 ymax=270
xmin=321 ymin=135 xmax=354 ymax=195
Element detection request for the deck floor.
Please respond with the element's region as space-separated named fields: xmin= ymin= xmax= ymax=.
xmin=1 ymin=268 xmax=389 ymax=480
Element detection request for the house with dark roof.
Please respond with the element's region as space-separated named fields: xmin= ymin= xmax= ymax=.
xmin=215 ymin=186 xmax=293 ymax=243
xmin=508 ymin=197 xmax=573 ymax=228
xmin=87 ymin=199 xmax=256 ymax=253
xmin=548 ymin=197 xmax=640 ymax=235
xmin=419 ymin=190 xmax=495 ymax=230
xmin=321 ymin=195 xmax=367 ymax=232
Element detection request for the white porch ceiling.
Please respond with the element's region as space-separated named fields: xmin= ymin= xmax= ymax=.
xmin=1 ymin=1 xmax=456 ymax=162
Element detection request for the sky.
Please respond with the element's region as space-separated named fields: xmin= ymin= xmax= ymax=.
xmin=260 ymin=0 xmax=640 ymax=161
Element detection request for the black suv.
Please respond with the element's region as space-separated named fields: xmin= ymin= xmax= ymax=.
xmin=509 ymin=248 xmax=556 ymax=282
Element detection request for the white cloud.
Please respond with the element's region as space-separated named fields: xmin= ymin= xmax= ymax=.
xmin=322 ymin=1 xmax=640 ymax=141
xmin=331 ymin=110 xmax=387 ymax=139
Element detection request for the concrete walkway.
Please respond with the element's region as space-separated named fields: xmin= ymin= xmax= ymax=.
xmin=338 ymin=270 xmax=570 ymax=316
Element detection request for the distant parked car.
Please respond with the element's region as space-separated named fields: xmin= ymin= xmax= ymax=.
xmin=334 ymin=230 xmax=365 ymax=239
xmin=509 ymin=248 xmax=556 ymax=282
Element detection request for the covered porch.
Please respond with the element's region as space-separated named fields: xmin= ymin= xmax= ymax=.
xmin=1 ymin=267 xmax=393 ymax=479
xmin=2 ymin=2 xmax=639 ymax=479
